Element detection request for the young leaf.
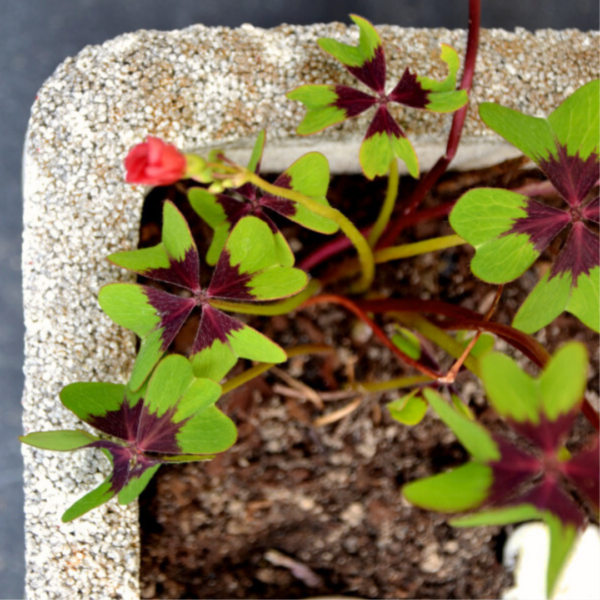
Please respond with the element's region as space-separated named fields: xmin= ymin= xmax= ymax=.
xmin=388 ymin=44 xmax=468 ymax=112
xmin=424 ymin=389 xmax=499 ymax=462
xmin=387 ymin=391 xmax=428 ymax=426
xmin=189 ymin=132 xmax=337 ymax=266
xmin=318 ymin=15 xmax=386 ymax=92
xmin=403 ymin=462 xmax=493 ymax=512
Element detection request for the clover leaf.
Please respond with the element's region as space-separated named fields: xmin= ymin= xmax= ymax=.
xmin=188 ymin=131 xmax=338 ymax=266
xmin=402 ymin=343 xmax=597 ymax=597
xmin=99 ymin=201 xmax=308 ymax=389
xmin=20 ymin=354 xmax=237 ymax=521
xmin=287 ymin=15 xmax=468 ymax=179
xmin=450 ymin=80 xmax=599 ymax=333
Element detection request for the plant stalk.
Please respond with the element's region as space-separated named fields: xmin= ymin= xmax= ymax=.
xmin=374 ymin=234 xmax=465 ymax=264
xmin=379 ymin=0 xmax=481 ymax=248
xmin=209 ymin=280 xmax=321 ymax=316
xmin=221 ymin=343 xmax=333 ymax=394
xmin=367 ymin=159 xmax=399 ymax=248
xmin=302 ymin=294 xmax=441 ymax=379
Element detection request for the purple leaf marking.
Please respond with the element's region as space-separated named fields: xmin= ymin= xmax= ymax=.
xmin=333 ymin=85 xmax=378 ymax=117
xmin=191 ymin=305 xmax=244 ymax=354
xmin=508 ymin=412 xmax=576 ymax=454
xmin=538 ymin=145 xmax=599 ymax=207
xmin=388 ymin=68 xmax=430 ymax=109
xmin=365 ymin=104 xmax=406 ymax=140
xmin=489 ymin=437 xmax=542 ymax=504
xmin=217 ymin=193 xmax=254 ymax=222
xmin=88 ymin=399 xmax=143 ymax=443
xmin=146 ymin=247 xmax=200 ymax=293
xmin=583 ymin=196 xmax=599 ymax=224
xmin=88 ymin=398 xmax=188 ymax=454
xmin=550 ymin=221 xmax=599 ymax=280
xmin=207 ymin=249 xmax=255 ymax=301
xmin=508 ymin=199 xmax=571 ymax=252
xmin=144 ymin=287 xmax=197 ymax=350
xmin=347 ymin=46 xmax=386 ymax=93
xmin=260 ymin=173 xmax=297 ymax=219
xmin=561 ymin=438 xmax=599 ymax=509
xmin=93 ymin=441 xmax=159 ymax=494
xmin=516 ymin=479 xmax=586 ymax=527
xmin=137 ymin=404 xmax=186 ymax=453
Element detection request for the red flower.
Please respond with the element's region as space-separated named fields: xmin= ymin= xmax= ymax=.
xmin=124 ymin=137 xmax=186 ymax=185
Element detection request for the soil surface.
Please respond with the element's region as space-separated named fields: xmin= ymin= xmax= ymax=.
xmin=139 ymin=160 xmax=599 ymax=599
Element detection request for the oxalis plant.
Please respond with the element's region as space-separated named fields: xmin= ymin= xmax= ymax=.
xmin=21 ymin=5 xmax=598 ymax=597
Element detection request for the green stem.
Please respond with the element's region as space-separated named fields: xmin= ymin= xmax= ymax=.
xmin=394 ymin=312 xmax=482 ymax=378
xmin=357 ymin=374 xmax=433 ymax=393
xmin=367 ymin=159 xmax=399 ymax=249
xmin=245 ymin=170 xmax=375 ymax=293
xmin=209 ymin=279 xmax=321 ymax=316
xmin=221 ymin=343 xmax=333 ymax=394
xmin=375 ymin=234 xmax=465 ymax=264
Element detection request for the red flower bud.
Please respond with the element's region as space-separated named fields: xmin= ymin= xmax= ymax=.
xmin=124 ymin=136 xmax=187 ymax=185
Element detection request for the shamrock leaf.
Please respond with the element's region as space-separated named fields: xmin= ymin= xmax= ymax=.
xmin=287 ymin=14 xmax=468 ymax=179
xmin=20 ymin=354 xmax=237 ymax=521
xmin=99 ymin=201 xmax=308 ymax=389
xmin=450 ymin=80 xmax=600 ymax=333
xmin=189 ymin=131 xmax=338 ymax=266
xmin=402 ymin=343 xmax=597 ymax=598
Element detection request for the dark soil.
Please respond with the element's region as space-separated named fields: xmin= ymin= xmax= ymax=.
xmin=138 ymin=160 xmax=599 ymax=599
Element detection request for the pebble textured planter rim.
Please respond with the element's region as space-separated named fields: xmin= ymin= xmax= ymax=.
xmin=22 ymin=22 xmax=598 ymax=599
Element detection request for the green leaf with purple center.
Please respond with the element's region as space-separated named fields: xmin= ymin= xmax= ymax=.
xmin=287 ymin=15 xmax=467 ymax=179
xmin=99 ymin=201 xmax=308 ymax=389
xmin=20 ymin=354 xmax=237 ymax=521
xmin=402 ymin=343 xmax=597 ymax=597
xmin=189 ymin=131 xmax=337 ymax=267
xmin=450 ymin=81 xmax=599 ymax=333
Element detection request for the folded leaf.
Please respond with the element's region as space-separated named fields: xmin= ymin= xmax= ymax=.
xmin=403 ymin=462 xmax=492 ymax=512
xmin=387 ymin=391 xmax=428 ymax=426
xmin=318 ymin=15 xmax=386 ymax=93
xmin=424 ymin=389 xmax=499 ymax=461
xmin=20 ymin=430 xmax=100 ymax=451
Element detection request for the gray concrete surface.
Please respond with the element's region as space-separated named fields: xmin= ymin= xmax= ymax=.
xmin=2 ymin=1 xmax=598 ymax=598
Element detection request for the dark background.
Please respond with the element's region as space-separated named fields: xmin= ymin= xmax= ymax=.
xmin=1 ymin=1 xmax=597 ymax=597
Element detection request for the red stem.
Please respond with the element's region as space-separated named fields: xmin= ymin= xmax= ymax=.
xmin=358 ymin=298 xmax=599 ymax=431
xmin=378 ymin=0 xmax=481 ymax=248
xmin=302 ymin=294 xmax=440 ymax=379
xmin=299 ymin=200 xmax=456 ymax=272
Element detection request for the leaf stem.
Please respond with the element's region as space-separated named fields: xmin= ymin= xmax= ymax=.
xmin=298 ymin=199 xmax=457 ymax=272
xmin=301 ymin=294 xmax=441 ymax=379
xmin=221 ymin=343 xmax=333 ymax=394
xmin=367 ymin=159 xmax=399 ymax=248
xmin=378 ymin=0 xmax=481 ymax=248
xmin=245 ymin=170 xmax=375 ymax=293
xmin=374 ymin=234 xmax=465 ymax=264
xmin=393 ymin=313 xmax=482 ymax=377
xmin=209 ymin=279 xmax=321 ymax=316
xmin=356 ymin=374 xmax=433 ymax=393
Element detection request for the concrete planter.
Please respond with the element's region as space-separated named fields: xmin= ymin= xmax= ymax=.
xmin=22 ymin=23 xmax=598 ymax=598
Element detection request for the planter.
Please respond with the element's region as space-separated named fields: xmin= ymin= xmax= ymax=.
xmin=22 ymin=22 xmax=598 ymax=598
